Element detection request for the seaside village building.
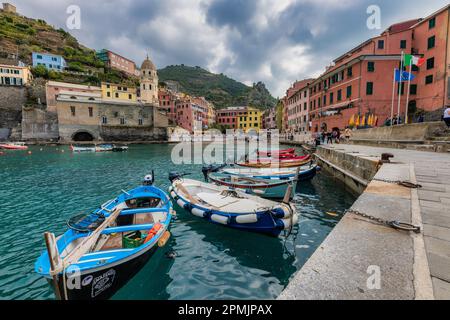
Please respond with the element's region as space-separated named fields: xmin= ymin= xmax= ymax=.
xmin=286 ymin=79 xmax=314 ymax=133
xmin=96 ymin=49 xmax=138 ymax=77
xmin=263 ymin=107 xmax=277 ymax=130
xmin=32 ymin=52 xmax=67 ymax=72
xmin=44 ymin=55 xmax=168 ymax=142
xmin=216 ymin=106 xmax=262 ymax=132
xmin=175 ymin=95 xmax=215 ymax=133
xmin=282 ymin=4 xmax=450 ymax=133
xmin=0 ymin=64 xmax=32 ymax=86
xmin=101 ymin=82 xmax=137 ymax=102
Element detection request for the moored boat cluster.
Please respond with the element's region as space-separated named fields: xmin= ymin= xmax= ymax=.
xmin=35 ymin=147 xmax=318 ymax=300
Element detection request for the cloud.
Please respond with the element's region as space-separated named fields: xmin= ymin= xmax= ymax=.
xmin=14 ymin=0 xmax=450 ymax=98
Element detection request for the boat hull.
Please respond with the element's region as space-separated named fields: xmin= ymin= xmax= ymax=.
xmin=49 ymin=244 xmax=159 ymax=300
xmin=169 ymin=181 xmax=298 ymax=237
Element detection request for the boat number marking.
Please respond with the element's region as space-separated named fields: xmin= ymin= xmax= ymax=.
xmin=91 ymin=269 xmax=116 ymax=298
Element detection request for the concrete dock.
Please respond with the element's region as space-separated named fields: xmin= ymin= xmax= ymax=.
xmin=279 ymin=144 xmax=450 ymax=300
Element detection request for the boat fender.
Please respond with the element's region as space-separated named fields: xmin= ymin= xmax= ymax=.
xmin=210 ymin=214 xmax=230 ymax=225
xmin=144 ymin=223 xmax=163 ymax=243
xmin=191 ymin=208 xmax=206 ymax=218
xmin=235 ymin=214 xmax=258 ymax=224
xmin=184 ymin=203 xmax=193 ymax=211
xmin=170 ymin=191 xmax=178 ymax=200
xmin=176 ymin=198 xmax=185 ymax=208
xmin=158 ymin=231 xmax=171 ymax=247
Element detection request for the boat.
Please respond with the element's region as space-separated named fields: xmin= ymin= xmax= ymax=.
xmin=207 ymin=172 xmax=296 ymax=199
xmin=96 ymin=144 xmax=114 ymax=152
xmin=257 ymin=148 xmax=295 ymax=157
xmin=168 ymin=173 xmax=298 ymax=237
xmin=35 ymin=173 xmax=174 ymax=300
xmin=0 ymin=142 xmax=28 ymax=150
xmin=237 ymin=155 xmax=312 ymax=168
xmin=70 ymin=145 xmax=96 ymax=153
xmin=220 ymin=163 xmax=319 ymax=182
xmin=112 ymin=145 xmax=129 ymax=152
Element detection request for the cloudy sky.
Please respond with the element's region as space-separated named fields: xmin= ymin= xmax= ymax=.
xmin=14 ymin=0 xmax=449 ymax=97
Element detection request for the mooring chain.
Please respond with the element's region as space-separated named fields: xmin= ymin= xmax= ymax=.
xmin=372 ymin=178 xmax=422 ymax=189
xmin=345 ymin=209 xmax=421 ymax=233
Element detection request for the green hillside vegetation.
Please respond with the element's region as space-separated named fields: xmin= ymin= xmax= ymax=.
xmin=158 ymin=65 xmax=277 ymax=110
xmin=0 ymin=10 xmax=137 ymax=86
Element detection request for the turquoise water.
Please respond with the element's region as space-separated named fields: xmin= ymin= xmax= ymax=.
xmin=0 ymin=144 xmax=356 ymax=300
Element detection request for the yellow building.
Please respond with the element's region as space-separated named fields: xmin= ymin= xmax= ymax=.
xmin=0 ymin=64 xmax=32 ymax=86
xmin=237 ymin=107 xmax=262 ymax=132
xmin=101 ymin=82 xmax=137 ymax=102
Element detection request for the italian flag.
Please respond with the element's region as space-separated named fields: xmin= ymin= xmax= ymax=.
xmin=404 ymin=54 xmax=426 ymax=67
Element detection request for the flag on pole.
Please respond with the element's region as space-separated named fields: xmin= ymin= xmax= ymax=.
xmin=403 ymin=54 xmax=426 ymax=67
xmin=395 ymin=69 xmax=416 ymax=82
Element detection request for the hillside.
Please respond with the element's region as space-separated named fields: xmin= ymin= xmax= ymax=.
xmin=158 ymin=65 xmax=277 ymax=110
xmin=0 ymin=10 xmax=276 ymax=109
xmin=0 ymin=9 xmax=137 ymax=86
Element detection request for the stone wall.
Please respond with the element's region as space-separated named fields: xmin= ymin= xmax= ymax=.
xmin=0 ymin=85 xmax=27 ymax=140
xmin=21 ymin=107 xmax=59 ymax=141
xmin=100 ymin=126 xmax=167 ymax=141
xmin=350 ymin=122 xmax=448 ymax=143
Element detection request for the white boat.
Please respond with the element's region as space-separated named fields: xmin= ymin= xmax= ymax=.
xmin=168 ymin=174 xmax=298 ymax=237
xmin=70 ymin=145 xmax=96 ymax=153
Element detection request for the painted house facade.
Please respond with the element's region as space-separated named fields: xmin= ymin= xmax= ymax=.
xmin=96 ymin=49 xmax=137 ymax=76
xmin=307 ymin=5 xmax=450 ymax=132
xmin=32 ymin=52 xmax=67 ymax=72
xmin=0 ymin=64 xmax=32 ymax=86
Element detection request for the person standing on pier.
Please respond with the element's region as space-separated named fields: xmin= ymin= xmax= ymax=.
xmin=444 ymin=106 xmax=450 ymax=127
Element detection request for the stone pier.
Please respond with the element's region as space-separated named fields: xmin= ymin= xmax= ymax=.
xmin=279 ymin=144 xmax=450 ymax=300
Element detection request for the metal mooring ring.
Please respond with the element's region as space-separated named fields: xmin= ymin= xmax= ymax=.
xmin=389 ymin=221 xmax=421 ymax=233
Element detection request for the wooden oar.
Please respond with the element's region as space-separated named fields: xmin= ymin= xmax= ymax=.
xmin=47 ymin=208 xmax=122 ymax=276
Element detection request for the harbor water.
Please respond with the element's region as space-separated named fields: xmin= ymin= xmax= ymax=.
xmin=0 ymin=144 xmax=356 ymax=300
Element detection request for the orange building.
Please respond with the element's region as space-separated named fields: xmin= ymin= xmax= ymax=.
xmin=304 ymin=4 xmax=450 ymax=132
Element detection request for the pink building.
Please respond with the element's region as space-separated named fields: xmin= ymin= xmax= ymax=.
xmin=158 ymin=87 xmax=177 ymax=125
xmin=286 ymin=79 xmax=314 ymax=133
xmin=308 ymin=5 xmax=450 ymax=131
xmin=175 ymin=96 xmax=211 ymax=133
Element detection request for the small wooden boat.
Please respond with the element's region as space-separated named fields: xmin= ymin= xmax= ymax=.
xmin=168 ymin=173 xmax=298 ymax=237
xmin=257 ymin=148 xmax=295 ymax=157
xmin=70 ymin=145 xmax=96 ymax=153
xmin=208 ymin=172 xmax=296 ymax=199
xmin=0 ymin=142 xmax=28 ymax=150
xmin=35 ymin=173 xmax=174 ymax=300
xmin=96 ymin=144 xmax=114 ymax=152
xmin=221 ymin=164 xmax=318 ymax=182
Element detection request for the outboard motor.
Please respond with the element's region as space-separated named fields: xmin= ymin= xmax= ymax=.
xmin=202 ymin=165 xmax=212 ymax=182
xmin=202 ymin=164 xmax=227 ymax=182
xmin=169 ymin=172 xmax=191 ymax=183
xmin=143 ymin=171 xmax=155 ymax=186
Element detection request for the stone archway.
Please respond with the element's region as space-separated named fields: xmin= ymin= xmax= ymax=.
xmin=72 ymin=131 xmax=95 ymax=142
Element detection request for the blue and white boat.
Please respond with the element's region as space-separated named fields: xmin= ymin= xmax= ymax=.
xmin=35 ymin=173 xmax=173 ymax=300
xmin=207 ymin=172 xmax=296 ymax=199
xmin=168 ymin=173 xmax=298 ymax=237
xmin=220 ymin=163 xmax=319 ymax=182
